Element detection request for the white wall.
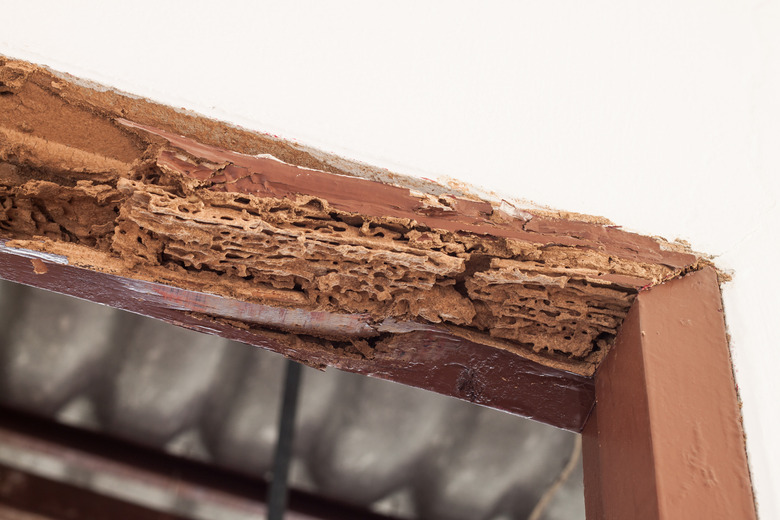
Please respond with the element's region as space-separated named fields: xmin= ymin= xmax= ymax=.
xmin=2 ymin=1 xmax=778 ymax=516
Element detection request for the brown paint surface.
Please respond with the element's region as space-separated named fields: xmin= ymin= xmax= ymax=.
xmin=582 ymin=308 xmax=660 ymax=519
xmin=583 ymin=268 xmax=756 ymax=519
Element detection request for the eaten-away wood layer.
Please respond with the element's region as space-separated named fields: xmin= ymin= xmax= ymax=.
xmin=0 ymin=58 xmax=705 ymax=376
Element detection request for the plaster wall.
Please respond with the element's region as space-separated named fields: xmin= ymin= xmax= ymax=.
xmin=2 ymin=1 xmax=778 ymax=516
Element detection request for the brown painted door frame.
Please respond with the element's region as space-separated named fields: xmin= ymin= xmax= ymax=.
xmin=582 ymin=268 xmax=756 ymax=519
xmin=0 ymin=250 xmax=757 ymax=518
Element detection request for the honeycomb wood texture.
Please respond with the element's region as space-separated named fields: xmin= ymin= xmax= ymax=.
xmin=0 ymin=58 xmax=704 ymax=375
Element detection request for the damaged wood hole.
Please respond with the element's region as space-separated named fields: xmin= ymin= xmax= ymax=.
xmin=0 ymin=58 xmax=708 ymax=377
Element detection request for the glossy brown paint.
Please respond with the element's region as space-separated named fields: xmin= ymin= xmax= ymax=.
xmin=583 ymin=268 xmax=756 ymax=519
xmin=0 ymin=243 xmax=595 ymax=432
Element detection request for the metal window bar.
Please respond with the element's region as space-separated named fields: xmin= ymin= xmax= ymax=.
xmin=267 ymin=359 xmax=303 ymax=520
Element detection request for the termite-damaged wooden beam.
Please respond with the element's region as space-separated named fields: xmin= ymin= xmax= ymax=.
xmin=0 ymin=57 xmax=707 ymax=430
xmin=0 ymin=243 xmax=595 ymax=431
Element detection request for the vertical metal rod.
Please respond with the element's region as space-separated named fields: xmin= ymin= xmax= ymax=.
xmin=267 ymin=359 xmax=303 ymax=520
